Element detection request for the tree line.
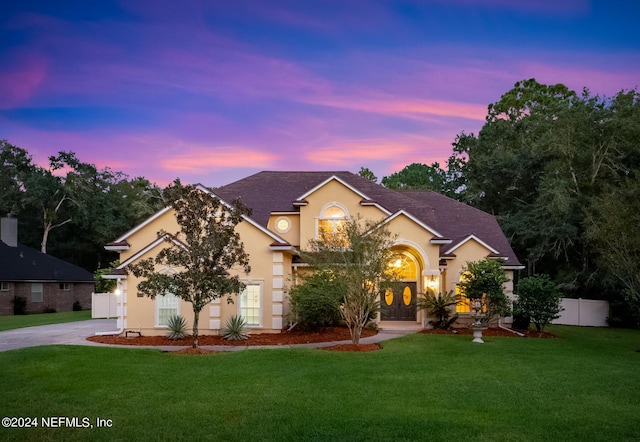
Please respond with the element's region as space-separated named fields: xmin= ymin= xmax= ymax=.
xmin=363 ymin=79 xmax=640 ymax=325
xmin=0 ymin=141 xmax=163 ymax=273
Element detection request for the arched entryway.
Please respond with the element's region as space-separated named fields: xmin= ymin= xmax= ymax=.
xmin=380 ymin=251 xmax=419 ymax=321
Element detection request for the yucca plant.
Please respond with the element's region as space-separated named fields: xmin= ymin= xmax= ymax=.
xmin=417 ymin=290 xmax=460 ymax=330
xmin=221 ymin=314 xmax=249 ymax=340
xmin=166 ymin=315 xmax=188 ymax=340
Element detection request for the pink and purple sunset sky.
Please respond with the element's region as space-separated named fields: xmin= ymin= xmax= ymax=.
xmin=1 ymin=0 xmax=639 ymax=187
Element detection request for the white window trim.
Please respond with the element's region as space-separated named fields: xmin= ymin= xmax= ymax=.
xmin=275 ymin=216 xmax=291 ymax=234
xmin=0 ymin=282 xmax=9 ymax=291
xmin=155 ymin=292 xmax=181 ymax=328
xmin=239 ymin=281 xmax=263 ymax=328
xmin=59 ymin=283 xmax=71 ymax=291
xmin=315 ymin=202 xmax=350 ymax=241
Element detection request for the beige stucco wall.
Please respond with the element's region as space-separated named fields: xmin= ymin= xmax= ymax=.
xmin=267 ymin=214 xmax=301 ymax=246
xmin=298 ymin=179 xmax=387 ymax=250
xmin=119 ymin=208 xmax=180 ymax=263
xmin=441 ymin=238 xmax=515 ymax=326
xmin=119 ymin=215 xmax=293 ymax=336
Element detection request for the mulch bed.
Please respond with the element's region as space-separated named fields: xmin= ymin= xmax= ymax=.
xmin=420 ymin=327 xmax=557 ymax=338
xmin=87 ymin=326 xmax=378 ymax=347
xmin=87 ymin=326 xmax=555 ymax=356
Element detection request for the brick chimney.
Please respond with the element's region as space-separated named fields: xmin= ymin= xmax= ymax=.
xmin=1 ymin=216 xmax=18 ymax=247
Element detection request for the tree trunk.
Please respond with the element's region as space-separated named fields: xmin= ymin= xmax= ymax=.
xmin=350 ymin=324 xmax=361 ymax=345
xmin=192 ymin=308 xmax=200 ymax=348
xmin=41 ymin=223 xmax=50 ymax=254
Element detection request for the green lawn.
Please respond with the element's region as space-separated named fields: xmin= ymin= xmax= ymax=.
xmin=0 ymin=326 xmax=638 ymax=441
xmin=0 ymin=310 xmax=92 ymax=331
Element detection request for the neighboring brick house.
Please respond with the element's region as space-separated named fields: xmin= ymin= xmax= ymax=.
xmin=0 ymin=217 xmax=94 ymax=315
xmin=105 ymin=171 xmax=523 ymax=336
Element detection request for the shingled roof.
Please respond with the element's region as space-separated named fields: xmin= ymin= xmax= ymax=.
xmin=401 ymin=190 xmax=520 ymax=265
xmin=214 ymin=171 xmax=521 ymax=266
xmin=0 ymin=241 xmax=94 ymax=282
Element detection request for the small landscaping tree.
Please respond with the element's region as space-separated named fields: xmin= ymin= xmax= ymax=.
xmin=514 ymin=274 xmax=563 ymax=333
xmin=302 ymin=216 xmax=397 ymax=344
xmin=459 ymin=258 xmax=510 ymax=326
xmin=128 ymin=180 xmax=250 ymax=348
xmin=288 ymin=269 xmax=346 ymax=330
xmin=417 ymin=290 xmax=459 ymax=330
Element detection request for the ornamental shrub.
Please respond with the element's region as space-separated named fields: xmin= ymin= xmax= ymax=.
xmin=221 ymin=315 xmax=248 ymax=340
xmin=515 ymin=274 xmax=563 ymax=333
xmin=166 ymin=315 xmax=189 ymax=340
xmin=12 ymin=296 xmax=27 ymax=315
xmin=460 ymin=259 xmax=511 ymax=326
xmin=417 ymin=290 xmax=459 ymax=329
xmin=288 ymin=270 xmax=346 ymax=330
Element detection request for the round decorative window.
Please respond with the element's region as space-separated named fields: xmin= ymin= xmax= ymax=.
xmin=275 ymin=217 xmax=291 ymax=233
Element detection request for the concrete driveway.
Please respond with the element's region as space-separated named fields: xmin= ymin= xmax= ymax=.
xmin=0 ymin=319 xmax=117 ymax=352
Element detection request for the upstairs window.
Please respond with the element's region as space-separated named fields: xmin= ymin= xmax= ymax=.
xmin=317 ymin=204 xmax=348 ymax=246
xmin=0 ymin=282 xmax=8 ymax=291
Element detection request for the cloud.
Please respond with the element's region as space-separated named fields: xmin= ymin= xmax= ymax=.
xmin=0 ymin=53 xmax=47 ymax=109
xmin=159 ymin=146 xmax=278 ymax=173
xmin=304 ymin=133 xmax=454 ymax=169
xmin=303 ymin=93 xmax=487 ymax=122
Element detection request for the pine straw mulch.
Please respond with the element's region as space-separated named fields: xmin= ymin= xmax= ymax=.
xmin=87 ymin=326 xmax=379 ymax=354
xmin=420 ymin=327 xmax=557 ymax=339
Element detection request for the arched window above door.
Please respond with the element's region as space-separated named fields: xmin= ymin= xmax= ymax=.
xmin=388 ymin=253 xmax=418 ymax=280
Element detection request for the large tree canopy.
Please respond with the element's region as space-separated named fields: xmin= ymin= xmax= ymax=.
xmin=451 ymin=80 xmax=640 ymax=303
xmin=128 ymin=180 xmax=251 ymax=348
xmin=381 ymin=155 xmax=466 ymax=199
xmin=0 ymin=141 xmax=163 ymax=271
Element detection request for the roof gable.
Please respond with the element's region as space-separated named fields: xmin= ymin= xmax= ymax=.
xmin=115 ymin=233 xmax=187 ymax=270
xmin=383 ymin=210 xmax=443 ymax=238
xmin=296 ymin=175 xmax=370 ymax=202
xmin=402 ymin=190 xmax=521 ymax=265
xmin=445 ymin=234 xmax=500 ymax=256
xmin=0 ymin=242 xmax=93 ymax=282
xmin=108 ymin=183 xmax=289 ymax=249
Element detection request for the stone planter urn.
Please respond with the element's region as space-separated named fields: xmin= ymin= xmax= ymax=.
xmin=469 ymin=299 xmax=487 ymax=343
xmin=470 ymin=324 xmax=488 ymax=343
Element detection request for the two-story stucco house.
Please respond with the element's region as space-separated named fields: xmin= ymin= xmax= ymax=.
xmin=104 ymin=171 xmax=523 ymax=335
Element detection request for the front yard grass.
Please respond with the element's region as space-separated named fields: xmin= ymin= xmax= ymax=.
xmin=0 ymin=325 xmax=638 ymax=441
xmin=0 ymin=310 xmax=92 ymax=332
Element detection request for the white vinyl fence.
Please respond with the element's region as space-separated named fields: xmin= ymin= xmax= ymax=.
xmin=552 ymin=298 xmax=609 ymax=327
xmin=91 ymin=292 xmax=118 ymax=318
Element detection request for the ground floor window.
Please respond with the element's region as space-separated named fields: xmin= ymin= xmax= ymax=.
xmin=455 ymin=284 xmax=470 ymax=313
xmin=240 ymin=283 xmax=262 ymax=327
xmin=156 ymin=293 xmax=179 ymax=326
xmin=59 ymin=283 xmax=71 ymax=291
xmin=31 ymin=283 xmax=43 ymax=302
xmin=0 ymin=282 xmax=8 ymax=291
